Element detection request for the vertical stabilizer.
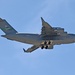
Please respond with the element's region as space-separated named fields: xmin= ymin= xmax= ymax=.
xmin=0 ymin=18 xmax=17 ymax=34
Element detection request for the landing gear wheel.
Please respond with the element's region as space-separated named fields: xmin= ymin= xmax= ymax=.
xmin=41 ymin=46 xmax=44 ymax=49
xmin=45 ymin=45 xmax=48 ymax=49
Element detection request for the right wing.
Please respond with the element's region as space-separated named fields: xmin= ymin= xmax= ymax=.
xmin=41 ymin=17 xmax=57 ymax=37
xmin=23 ymin=45 xmax=40 ymax=53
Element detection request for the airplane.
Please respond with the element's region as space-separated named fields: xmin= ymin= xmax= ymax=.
xmin=0 ymin=17 xmax=75 ymax=53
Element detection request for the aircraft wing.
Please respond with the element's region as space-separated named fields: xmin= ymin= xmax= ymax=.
xmin=41 ymin=17 xmax=57 ymax=37
xmin=23 ymin=45 xmax=40 ymax=53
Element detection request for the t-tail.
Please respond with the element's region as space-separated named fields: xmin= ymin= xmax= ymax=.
xmin=0 ymin=18 xmax=17 ymax=35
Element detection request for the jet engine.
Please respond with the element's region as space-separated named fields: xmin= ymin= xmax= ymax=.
xmin=41 ymin=41 xmax=53 ymax=49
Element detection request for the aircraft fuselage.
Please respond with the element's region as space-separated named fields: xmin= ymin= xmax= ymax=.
xmin=2 ymin=33 xmax=75 ymax=45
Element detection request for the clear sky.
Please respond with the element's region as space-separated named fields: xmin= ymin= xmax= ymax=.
xmin=0 ymin=0 xmax=75 ymax=75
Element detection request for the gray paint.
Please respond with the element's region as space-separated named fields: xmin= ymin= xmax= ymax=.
xmin=0 ymin=18 xmax=75 ymax=53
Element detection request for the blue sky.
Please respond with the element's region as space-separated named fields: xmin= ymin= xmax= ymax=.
xmin=0 ymin=0 xmax=75 ymax=75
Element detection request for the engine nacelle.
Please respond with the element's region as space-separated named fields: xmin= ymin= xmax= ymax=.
xmin=47 ymin=45 xmax=53 ymax=49
xmin=41 ymin=45 xmax=53 ymax=49
xmin=41 ymin=41 xmax=53 ymax=49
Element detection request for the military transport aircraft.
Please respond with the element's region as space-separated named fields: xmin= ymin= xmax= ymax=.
xmin=0 ymin=17 xmax=75 ymax=53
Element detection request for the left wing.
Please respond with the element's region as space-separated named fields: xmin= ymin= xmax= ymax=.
xmin=41 ymin=17 xmax=57 ymax=37
xmin=23 ymin=45 xmax=40 ymax=53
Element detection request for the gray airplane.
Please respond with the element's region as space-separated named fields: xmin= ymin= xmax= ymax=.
xmin=0 ymin=17 xmax=75 ymax=53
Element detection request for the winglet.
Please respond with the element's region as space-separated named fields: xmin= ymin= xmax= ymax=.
xmin=23 ymin=48 xmax=27 ymax=52
xmin=23 ymin=48 xmax=30 ymax=53
xmin=41 ymin=17 xmax=45 ymax=22
xmin=41 ymin=17 xmax=46 ymax=27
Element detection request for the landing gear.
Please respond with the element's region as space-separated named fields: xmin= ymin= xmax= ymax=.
xmin=44 ymin=41 xmax=47 ymax=45
xmin=48 ymin=41 xmax=51 ymax=44
xmin=41 ymin=45 xmax=44 ymax=49
xmin=45 ymin=45 xmax=48 ymax=49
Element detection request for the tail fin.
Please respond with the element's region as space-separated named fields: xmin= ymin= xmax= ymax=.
xmin=0 ymin=18 xmax=17 ymax=34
